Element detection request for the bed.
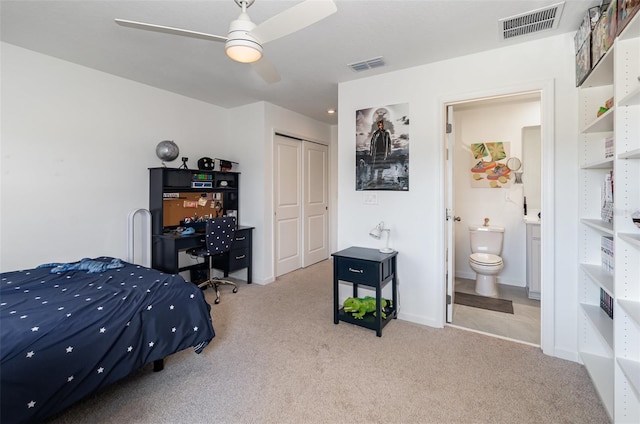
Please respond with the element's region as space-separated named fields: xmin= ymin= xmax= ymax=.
xmin=0 ymin=257 xmax=215 ymax=423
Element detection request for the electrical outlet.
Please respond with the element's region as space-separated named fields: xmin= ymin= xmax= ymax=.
xmin=364 ymin=194 xmax=378 ymax=205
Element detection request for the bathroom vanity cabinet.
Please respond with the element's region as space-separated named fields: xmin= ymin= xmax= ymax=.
xmin=525 ymin=222 xmax=540 ymax=300
xmin=577 ymin=13 xmax=640 ymax=423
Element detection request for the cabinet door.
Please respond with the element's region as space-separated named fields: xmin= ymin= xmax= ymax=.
xmin=526 ymin=225 xmax=541 ymax=299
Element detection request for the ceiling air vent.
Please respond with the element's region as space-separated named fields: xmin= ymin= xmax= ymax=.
xmin=348 ymin=56 xmax=385 ymax=72
xmin=499 ymin=2 xmax=564 ymax=40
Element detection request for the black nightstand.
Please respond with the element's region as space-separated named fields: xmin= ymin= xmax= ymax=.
xmin=332 ymin=247 xmax=398 ymax=336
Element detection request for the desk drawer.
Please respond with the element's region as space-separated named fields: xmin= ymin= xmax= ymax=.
xmin=212 ymin=248 xmax=250 ymax=273
xmin=232 ymin=232 xmax=251 ymax=249
xmin=228 ymin=248 xmax=250 ymax=271
xmin=336 ymin=258 xmax=379 ymax=285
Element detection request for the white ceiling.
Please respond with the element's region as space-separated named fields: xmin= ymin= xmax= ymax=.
xmin=1 ymin=0 xmax=596 ymax=125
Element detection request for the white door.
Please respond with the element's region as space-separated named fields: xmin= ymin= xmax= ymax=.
xmin=274 ymin=135 xmax=302 ymax=277
xmin=303 ymin=141 xmax=329 ymax=267
xmin=445 ymin=105 xmax=456 ymax=323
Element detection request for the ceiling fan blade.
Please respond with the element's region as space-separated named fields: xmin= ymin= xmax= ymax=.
xmin=114 ymin=19 xmax=227 ymax=43
xmin=250 ymin=0 xmax=337 ymax=44
xmin=251 ymin=57 xmax=281 ymax=84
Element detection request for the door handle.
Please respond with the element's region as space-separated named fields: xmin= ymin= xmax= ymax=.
xmin=446 ymin=210 xmax=462 ymax=222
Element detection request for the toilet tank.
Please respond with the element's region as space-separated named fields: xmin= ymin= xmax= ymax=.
xmin=469 ymin=225 xmax=505 ymax=255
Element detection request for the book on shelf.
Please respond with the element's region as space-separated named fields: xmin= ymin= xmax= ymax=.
xmin=600 ymin=288 xmax=614 ymax=319
xmin=601 ymin=236 xmax=614 ymax=274
xmin=604 ymin=136 xmax=614 ymax=158
xmin=601 ymin=171 xmax=614 ymax=223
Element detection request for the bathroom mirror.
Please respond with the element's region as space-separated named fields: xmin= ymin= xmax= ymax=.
xmin=506 ymin=157 xmax=523 ymax=184
xmin=522 ymin=126 xmax=541 ymax=213
xmin=506 ymin=157 xmax=521 ymax=171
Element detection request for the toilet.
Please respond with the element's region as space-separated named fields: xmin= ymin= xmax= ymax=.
xmin=469 ymin=224 xmax=505 ymax=297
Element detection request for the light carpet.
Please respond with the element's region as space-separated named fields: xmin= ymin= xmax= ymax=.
xmin=47 ymin=259 xmax=609 ymax=424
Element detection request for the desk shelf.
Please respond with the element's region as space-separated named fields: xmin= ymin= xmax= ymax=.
xmin=149 ymin=167 xmax=240 ymax=236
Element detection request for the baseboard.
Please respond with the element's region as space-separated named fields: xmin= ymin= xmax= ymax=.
xmin=455 ymin=271 xmax=475 ymax=280
xmin=549 ymin=347 xmax=580 ymax=363
xmin=250 ymin=276 xmax=274 ymax=285
xmin=397 ymin=311 xmax=443 ymax=328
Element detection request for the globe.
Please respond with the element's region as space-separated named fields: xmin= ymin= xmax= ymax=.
xmin=156 ymin=140 xmax=179 ymax=163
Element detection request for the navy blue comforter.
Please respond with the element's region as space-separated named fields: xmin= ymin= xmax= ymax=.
xmin=0 ymin=257 xmax=215 ymax=423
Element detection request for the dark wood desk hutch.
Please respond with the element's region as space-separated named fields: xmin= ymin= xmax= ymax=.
xmin=149 ymin=167 xmax=253 ymax=283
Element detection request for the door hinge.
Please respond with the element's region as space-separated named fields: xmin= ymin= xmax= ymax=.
xmin=446 ymin=123 xmax=452 ymax=134
xmin=447 ymin=294 xmax=452 ymax=305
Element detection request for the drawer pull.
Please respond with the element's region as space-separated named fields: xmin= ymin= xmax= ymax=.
xmin=235 ymin=236 xmax=246 ymax=241
xmin=348 ymin=267 xmax=364 ymax=274
xmin=235 ymin=255 xmax=246 ymax=260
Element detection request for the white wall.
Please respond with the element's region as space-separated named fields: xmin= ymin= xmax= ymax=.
xmin=0 ymin=43 xmax=228 ymax=271
xmin=338 ymin=33 xmax=579 ymax=360
xmin=0 ymin=43 xmax=335 ymax=285
xmin=453 ymin=97 xmax=541 ymax=287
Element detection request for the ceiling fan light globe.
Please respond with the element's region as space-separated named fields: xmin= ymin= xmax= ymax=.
xmin=225 ymin=43 xmax=262 ymax=63
xmin=225 ymin=17 xmax=262 ymax=63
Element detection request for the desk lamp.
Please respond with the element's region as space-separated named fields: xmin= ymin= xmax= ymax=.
xmin=369 ymin=221 xmax=394 ymax=253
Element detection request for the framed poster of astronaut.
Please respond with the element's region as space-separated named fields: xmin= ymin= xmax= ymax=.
xmin=356 ymin=103 xmax=409 ymax=191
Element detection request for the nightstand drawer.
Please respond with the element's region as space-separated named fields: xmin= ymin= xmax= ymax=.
xmin=336 ymin=258 xmax=379 ymax=285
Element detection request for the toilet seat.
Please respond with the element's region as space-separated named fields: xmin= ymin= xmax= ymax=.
xmin=470 ymin=252 xmax=503 ymax=266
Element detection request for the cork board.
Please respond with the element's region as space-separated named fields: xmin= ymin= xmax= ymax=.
xmin=163 ymin=192 xmax=224 ymax=227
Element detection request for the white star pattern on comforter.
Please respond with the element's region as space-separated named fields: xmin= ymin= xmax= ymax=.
xmin=0 ymin=257 xmax=215 ymax=423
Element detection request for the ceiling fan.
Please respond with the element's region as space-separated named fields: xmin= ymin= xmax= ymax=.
xmin=115 ymin=0 xmax=337 ymax=84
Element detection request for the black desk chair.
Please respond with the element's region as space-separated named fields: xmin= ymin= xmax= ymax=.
xmin=188 ymin=217 xmax=238 ymax=304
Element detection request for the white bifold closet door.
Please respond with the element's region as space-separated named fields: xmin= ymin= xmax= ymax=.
xmin=274 ymin=134 xmax=328 ymax=277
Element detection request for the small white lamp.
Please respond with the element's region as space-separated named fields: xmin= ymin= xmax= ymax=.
xmin=369 ymin=221 xmax=394 ymax=253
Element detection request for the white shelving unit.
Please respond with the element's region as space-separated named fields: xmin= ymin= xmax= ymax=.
xmin=578 ymin=13 xmax=640 ymax=423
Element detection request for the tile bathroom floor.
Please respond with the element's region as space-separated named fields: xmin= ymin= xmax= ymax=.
xmin=452 ymin=278 xmax=541 ymax=345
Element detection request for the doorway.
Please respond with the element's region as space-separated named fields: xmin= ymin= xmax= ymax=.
xmin=274 ymin=133 xmax=329 ymax=277
xmin=445 ymin=91 xmax=545 ymax=346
